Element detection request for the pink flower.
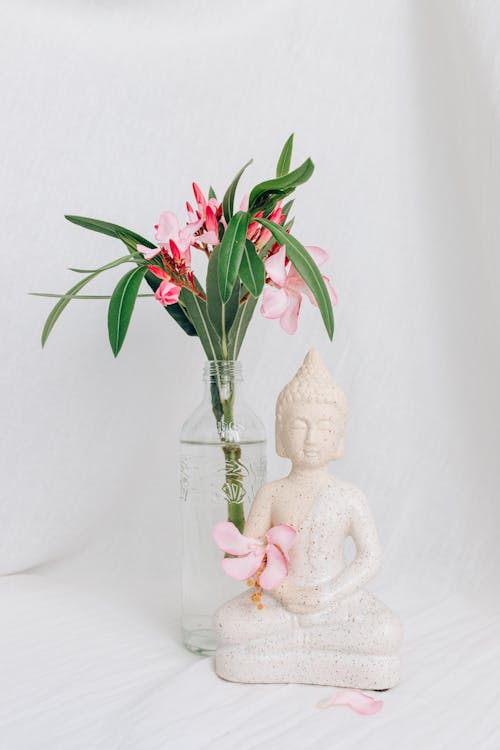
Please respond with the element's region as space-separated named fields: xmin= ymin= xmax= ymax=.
xmin=147 ymin=265 xmax=181 ymax=306
xmin=195 ymin=204 xmax=220 ymax=246
xmin=188 ymin=183 xmax=221 ymax=244
xmin=260 ymin=245 xmax=337 ymax=335
xmin=246 ymin=211 xmax=264 ymax=243
xmin=137 ymin=243 xmax=160 ymax=261
xmin=317 ymin=690 xmax=384 ymax=716
xmin=247 ymin=202 xmax=286 ymax=248
xmin=255 ymin=203 xmax=287 ymax=250
xmin=212 ymin=521 xmax=297 ymax=590
xmin=192 ymin=182 xmax=207 ymax=215
xmin=153 ymin=211 xmax=194 ymax=264
xmin=185 ymin=200 xmax=202 ymax=229
xmin=156 ymin=279 xmax=181 ymax=306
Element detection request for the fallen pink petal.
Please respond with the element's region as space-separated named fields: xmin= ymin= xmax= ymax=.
xmin=317 ymin=689 xmax=384 ymax=715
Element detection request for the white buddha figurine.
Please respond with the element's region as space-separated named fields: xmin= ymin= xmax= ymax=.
xmin=214 ymin=350 xmax=402 ymax=689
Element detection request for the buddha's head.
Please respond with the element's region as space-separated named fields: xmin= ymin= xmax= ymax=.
xmin=275 ymin=350 xmax=348 ymax=469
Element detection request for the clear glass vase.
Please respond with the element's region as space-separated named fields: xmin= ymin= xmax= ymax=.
xmin=180 ymin=360 xmax=266 ymax=655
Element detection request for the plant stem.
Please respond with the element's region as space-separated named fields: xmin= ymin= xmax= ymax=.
xmin=222 ymin=443 xmax=246 ymax=532
xmin=210 ymin=362 xmax=246 ymax=533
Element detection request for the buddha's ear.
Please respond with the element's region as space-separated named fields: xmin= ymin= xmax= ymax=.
xmin=275 ymin=431 xmax=287 ymax=457
xmin=333 ymin=436 xmax=345 ymax=460
xmin=276 ymin=445 xmax=287 ymax=458
xmin=275 ymin=416 xmax=289 ymax=457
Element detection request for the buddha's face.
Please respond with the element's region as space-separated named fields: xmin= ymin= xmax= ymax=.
xmin=277 ymin=402 xmax=345 ymax=468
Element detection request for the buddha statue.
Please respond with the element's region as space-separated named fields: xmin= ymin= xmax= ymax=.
xmin=214 ymin=350 xmax=402 ymax=689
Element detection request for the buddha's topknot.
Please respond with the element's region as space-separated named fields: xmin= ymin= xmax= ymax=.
xmin=276 ymin=349 xmax=348 ymax=420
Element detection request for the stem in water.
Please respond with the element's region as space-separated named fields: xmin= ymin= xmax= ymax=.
xmin=209 ymin=363 xmax=246 ymax=533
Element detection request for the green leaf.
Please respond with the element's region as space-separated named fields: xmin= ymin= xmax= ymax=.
xmin=65 ymin=215 xmax=156 ymax=250
xmin=165 ymin=301 xmax=198 ymax=337
xmin=31 ymin=293 xmax=153 ymax=300
xmin=239 ymin=240 xmax=265 ymax=297
xmin=116 ymin=226 xmax=197 ymax=337
xmin=180 ymin=288 xmax=222 ymax=360
xmin=228 ymin=297 xmax=259 ymax=359
xmin=114 ymin=230 xmax=147 ymax=257
xmin=249 ymin=158 xmax=314 ymax=213
xmin=258 ymin=203 xmax=293 ymax=258
xmin=218 ymin=211 xmax=249 ymax=303
xmin=276 ymin=134 xmax=294 ymax=178
xmin=68 ymin=254 xmax=142 ymax=274
xmin=208 ymin=185 xmax=217 ymax=200
xmin=107 ymin=266 xmax=147 ymax=356
xmin=40 ymin=255 xmax=135 ymax=347
xmin=255 ymin=201 xmax=293 ymax=260
xmin=222 ymin=160 xmax=252 ymax=223
xmin=116 ymin=231 xmax=193 ymax=335
xmin=206 ymin=245 xmax=240 ymax=341
xmin=281 ymin=199 xmax=294 ymax=219
xmin=142 ymin=269 xmax=198 ymax=337
xmin=255 ymin=218 xmax=334 ymax=340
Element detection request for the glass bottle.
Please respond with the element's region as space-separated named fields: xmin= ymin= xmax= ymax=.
xmin=180 ymin=360 xmax=266 ymax=655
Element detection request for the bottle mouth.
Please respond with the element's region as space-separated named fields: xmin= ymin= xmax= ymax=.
xmin=203 ymin=360 xmax=243 ymax=383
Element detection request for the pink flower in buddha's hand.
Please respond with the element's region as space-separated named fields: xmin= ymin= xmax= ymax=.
xmin=260 ymin=245 xmax=337 ymax=335
xmin=212 ymin=521 xmax=297 ymax=590
xmin=147 ymin=265 xmax=181 ymax=306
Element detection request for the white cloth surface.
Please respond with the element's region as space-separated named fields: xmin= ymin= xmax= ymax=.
xmin=1 ymin=575 xmax=499 ymax=750
xmin=1 ymin=0 xmax=500 ymax=747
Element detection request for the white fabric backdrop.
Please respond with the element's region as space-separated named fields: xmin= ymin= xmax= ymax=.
xmin=1 ymin=1 xmax=499 ymax=747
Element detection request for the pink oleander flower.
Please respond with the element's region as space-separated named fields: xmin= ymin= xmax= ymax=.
xmin=212 ymin=521 xmax=297 ymax=594
xmin=137 ymin=243 xmax=160 ymax=261
xmin=246 ymin=210 xmax=264 ymax=243
xmin=246 ymin=201 xmax=287 ymax=248
xmin=195 ymin=204 xmax=220 ymax=246
xmin=147 ymin=265 xmax=181 ymax=306
xmin=260 ymin=245 xmax=337 ymax=335
xmin=153 ymin=211 xmax=194 ymax=264
xmin=256 ymin=203 xmax=287 ymax=249
xmin=187 ymin=183 xmax=221 ymax=244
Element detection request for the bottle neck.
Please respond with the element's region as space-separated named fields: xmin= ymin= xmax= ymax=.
xmin=203 ymin=361 xmax=243 ymax=437
xmin=203 ymin=360 xmax=243 ymax=395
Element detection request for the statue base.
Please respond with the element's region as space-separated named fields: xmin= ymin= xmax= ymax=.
xmin=215 ymin=645 xmax=400 ymax=690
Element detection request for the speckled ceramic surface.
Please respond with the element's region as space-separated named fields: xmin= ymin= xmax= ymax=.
xmin=214 ymin=350 xmax=402 ymax=689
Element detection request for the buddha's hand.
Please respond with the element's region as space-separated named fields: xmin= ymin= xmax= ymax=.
xmin=272 ymin=580 xmax=324 ymax=614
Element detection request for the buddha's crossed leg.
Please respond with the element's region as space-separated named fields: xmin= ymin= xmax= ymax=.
xmin=215 ymin=589 xmax=401 ymax=656
xmin=298 ymin=590 xmax=402 ymax=655
xmin=214 ymin=590 xmax=296 ymax=647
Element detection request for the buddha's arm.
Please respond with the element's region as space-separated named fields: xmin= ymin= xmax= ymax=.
xmin=243 ymin=486 xmax=272 ymax=539
xmin=324 ymin=489 xmax=382 ymax=602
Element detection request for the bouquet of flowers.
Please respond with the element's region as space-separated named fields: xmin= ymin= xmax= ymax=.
xmin=36 ymin=135 xmax=337 ymax=529
xmin=37 ymin=134 xmax=336 ymax=354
